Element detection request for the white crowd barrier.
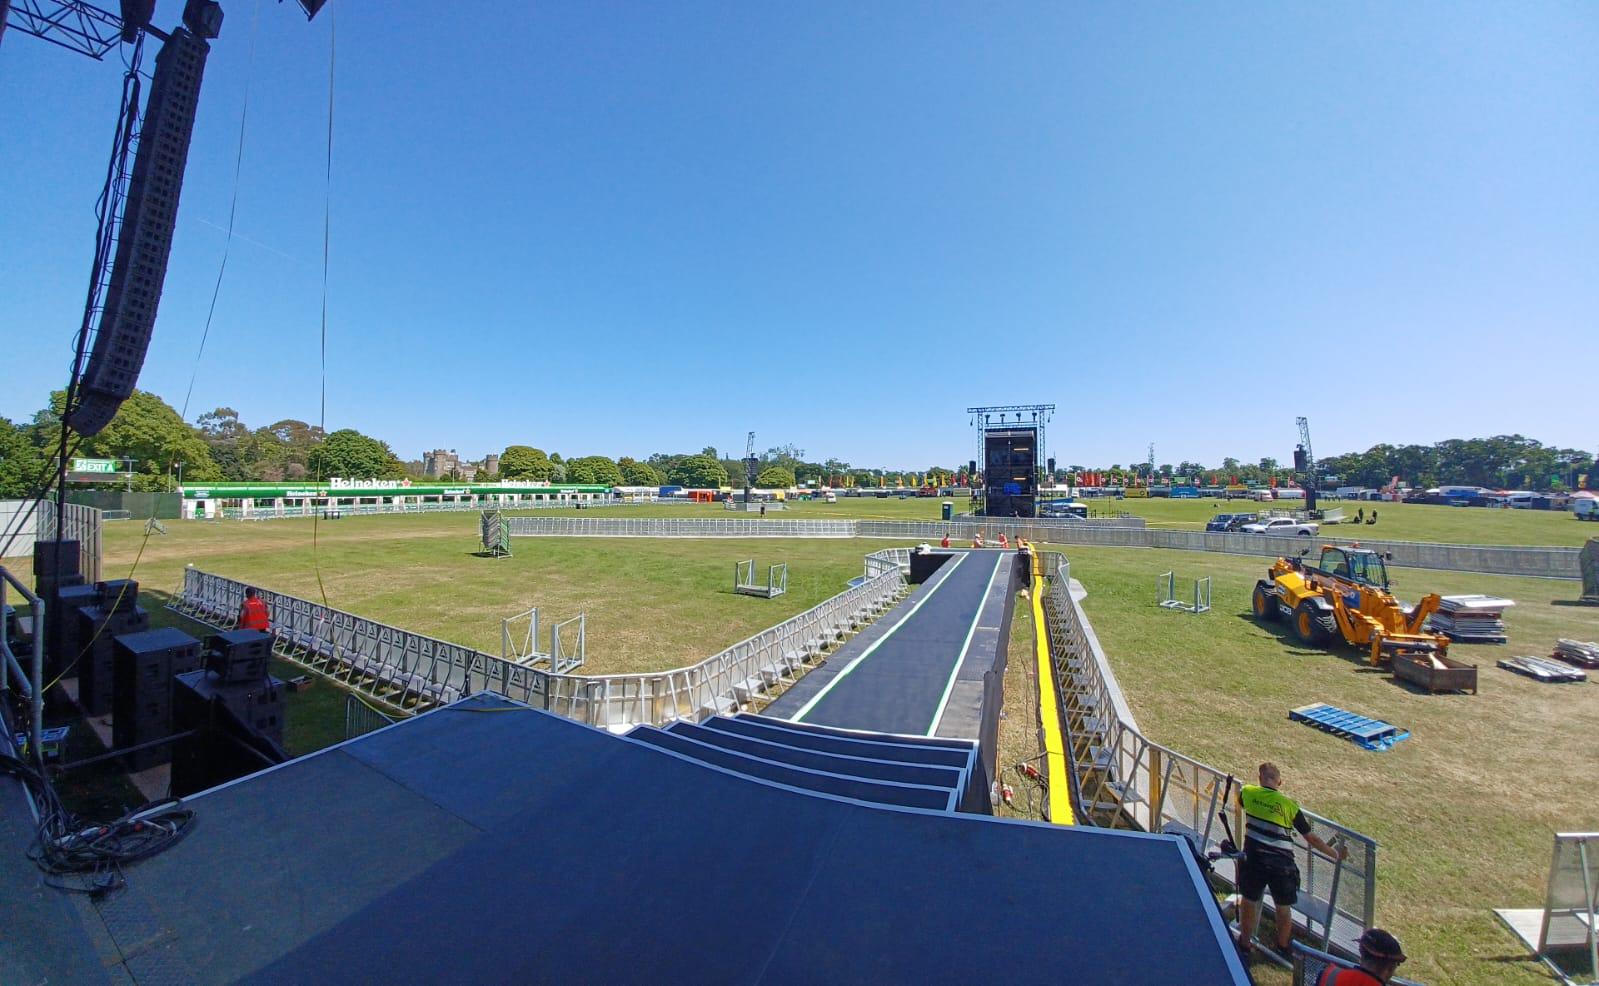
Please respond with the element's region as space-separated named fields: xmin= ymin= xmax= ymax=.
xmin=170 ymin=562 xmax=905 ymax=729
xmin=507 ymin=517 xmax=1580 ymax=579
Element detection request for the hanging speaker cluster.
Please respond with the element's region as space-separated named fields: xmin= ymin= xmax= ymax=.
xmin=67 ymin=28 xmax=210 ymax=436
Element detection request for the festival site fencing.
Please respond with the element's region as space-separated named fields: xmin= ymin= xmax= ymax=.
xmin=506 ymin=516 xmax=1580 ymax=579
xmin=170 ymin=556 xmax=907 ymax=729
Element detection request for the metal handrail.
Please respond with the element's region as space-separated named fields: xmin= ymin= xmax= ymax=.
xmin=0 ymin=565 xmax=46 ymax=760
xmin=1038 ymin=551 xmax=1380 ymax=945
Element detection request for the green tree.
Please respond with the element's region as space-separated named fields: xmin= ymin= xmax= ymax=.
xmin=50 ymin=389 xmax=221 ymax=490
xmin=566 ymin=455 xmax=623 ymax=486
xmin=498 ymin=445 xmax=553 ymax=481
xmin=0 ymin=417 xmax=49 ymax=498
xmin=669 ymin=454 xmax=728 ymax=489
xmin=307 ymin=428 xmax=406 ymax=480
xmin=619 ymin=459 xmax=665 ymax=486
xmin=755 ymin=465 xmax=796 ymax=489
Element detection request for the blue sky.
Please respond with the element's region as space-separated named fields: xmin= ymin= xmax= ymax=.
xmin=4 ymin=2 xmax=1594 ymax=470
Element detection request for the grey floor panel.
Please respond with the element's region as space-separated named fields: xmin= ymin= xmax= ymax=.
xmin=241 ymin=707 xmax=1244 ymax=985
xmin=120 ymin=749 xmax=480 ymax=982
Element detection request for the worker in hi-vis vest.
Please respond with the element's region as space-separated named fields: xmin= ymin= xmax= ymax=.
xmin=238 ymin=587 xmax=271 ymax=632
xmin=1235 ymin=762 xmax=1346 ymax=959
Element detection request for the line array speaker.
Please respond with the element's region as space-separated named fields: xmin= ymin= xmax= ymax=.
xmin=68 ymin=29 xmax=210 ymax=436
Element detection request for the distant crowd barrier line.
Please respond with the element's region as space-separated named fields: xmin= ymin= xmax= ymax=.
xmin=169 ymin=554 xmax=908 ymax=729
xmin=506 ymin=517 xmax=1580 ymax=580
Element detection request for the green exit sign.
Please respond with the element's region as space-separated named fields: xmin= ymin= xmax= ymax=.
xmin=72 ymin=458 xmax=119 ymax=473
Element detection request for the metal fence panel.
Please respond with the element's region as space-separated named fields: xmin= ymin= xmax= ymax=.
xmin=169 ymin=562 xmax=905 ymax=731
xmin=1037 ymin=551 xmax=1379 ymax=947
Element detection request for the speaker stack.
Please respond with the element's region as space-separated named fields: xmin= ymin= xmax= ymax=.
xmin=112 ymin=627 xmax=203 ymax=771
xmin=171 ymin=630 xmax=286 ymax=796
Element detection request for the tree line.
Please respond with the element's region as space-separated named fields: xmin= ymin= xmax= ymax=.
xmin=1 ymin=389 xmax=1589 ymax=498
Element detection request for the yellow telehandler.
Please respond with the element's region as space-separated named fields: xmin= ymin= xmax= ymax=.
xmin=1251 ymin=544 xmax=1449 ymax=665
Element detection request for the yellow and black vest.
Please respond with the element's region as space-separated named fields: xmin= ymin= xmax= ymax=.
xmin=1241 ymin=784 xmax=1300 ymax=855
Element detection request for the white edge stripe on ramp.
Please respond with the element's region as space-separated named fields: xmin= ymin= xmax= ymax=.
xmin=790 ymin=552 xmax=971 ymax=722
xmin=926 ymin=551 xmax=1007 ymax=737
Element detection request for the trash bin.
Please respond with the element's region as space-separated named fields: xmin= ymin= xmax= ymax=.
xmin=941 ymin=501 xmax=953 ymax=521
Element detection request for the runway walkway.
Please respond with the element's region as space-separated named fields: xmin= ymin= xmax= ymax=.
xmin=765 ymin=549 xmax=1015 ymax=739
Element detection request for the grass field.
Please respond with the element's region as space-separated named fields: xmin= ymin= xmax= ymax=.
xmin=11 ymin=508 xmax=1598 ymax=982
xmin=1065 ymin=545 xmax=1599 ymax=986
xmin=84 ymin=513 xmax=904 ymax=675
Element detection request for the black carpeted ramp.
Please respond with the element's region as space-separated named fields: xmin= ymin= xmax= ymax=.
xmin=766 ymin=549 xmax=1014 ymax=737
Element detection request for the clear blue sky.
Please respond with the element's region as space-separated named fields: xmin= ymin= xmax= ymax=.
xmin=4 ymin=2 xmax=1594 ymax=470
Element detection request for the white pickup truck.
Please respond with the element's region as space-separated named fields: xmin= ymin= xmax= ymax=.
xmin=1240 ymin=516 xmax=1319 ymax=536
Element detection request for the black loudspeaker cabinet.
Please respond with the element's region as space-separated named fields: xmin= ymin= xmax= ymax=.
xmin=112 ymin=628 xmax=202 ymax=771
xmin=204 ymin=630 xmax=272 ymax=683
xmin=32 ymin=540 xmax=81 ymax=582
xmin=75 ymin=605 xmax=151 ymax=717
xmin=95 ymin=579 xmax=140 ymax=613
xmin=68 ymin=30 xmax=211 ymax=436
xmin=171 ymin=671 xmax=289 ymax=796
xmin=173 ymin=670 xmax=285 ymax=745
xmin=46 ymin=585 xmax=103 ymax=679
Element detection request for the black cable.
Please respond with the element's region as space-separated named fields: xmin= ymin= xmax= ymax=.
xmin=1 ymin=751 xmax=194 ymax=896
xmin=178 ymin=0 xmax=260 ymax=422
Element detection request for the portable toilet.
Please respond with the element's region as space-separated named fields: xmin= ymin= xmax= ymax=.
xmin=942 ymin=501 xmax=953 ymax=521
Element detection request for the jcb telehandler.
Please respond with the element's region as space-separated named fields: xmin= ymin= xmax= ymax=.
xmin=1251 ymin=544 xmax=1449 ymax=665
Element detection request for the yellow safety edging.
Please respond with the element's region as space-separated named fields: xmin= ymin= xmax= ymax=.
xmin=1031 ymin=574 xmax=1074 ymax=825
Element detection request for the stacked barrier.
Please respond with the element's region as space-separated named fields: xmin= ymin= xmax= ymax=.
xmin=170 ymin=563 xmax=906 ymax=728
xmin=1037 ymin=551 xmax=1379 ymax=954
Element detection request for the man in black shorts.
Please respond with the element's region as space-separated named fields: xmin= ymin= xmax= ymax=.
xmin=1236 ymin=762 xmax=1347 ymax=957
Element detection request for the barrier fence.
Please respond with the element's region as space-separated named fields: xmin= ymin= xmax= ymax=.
xmin=1037 ymin=551 xmax=1379 ymax=955
xmin=508 ymin=516 xmax=861 ymax=538
xmin=170 ymin=561 xmax=906 ymax=730
xmin=3 ymin=500 xmax=102 ymax=583
xmin=506 ymin=516 xmax=1580 ymax=579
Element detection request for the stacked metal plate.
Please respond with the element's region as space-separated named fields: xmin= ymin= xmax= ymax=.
xmin=1552 ymin=639 xmax=1599 ymax=669
xmin=1428 ymin=595 xmax=1514 ymax=643
xmin=1498 ymin=656 xmax=1587 ymax=683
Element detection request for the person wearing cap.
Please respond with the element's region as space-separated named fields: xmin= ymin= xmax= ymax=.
xmin=1317 ymin=929 xmax=1407 ymax=985
xmin=1235 ymin=762 xmax=1347 ymax=958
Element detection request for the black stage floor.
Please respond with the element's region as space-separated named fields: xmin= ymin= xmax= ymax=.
xmin=17 ymin=693 xmax=1246 ymax=984
xmin=765 ymin=549 xmax=1016 ymax=740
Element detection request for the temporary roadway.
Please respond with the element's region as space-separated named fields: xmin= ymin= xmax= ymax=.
xmin=765 ymin=549 xmax=1015 ymax=739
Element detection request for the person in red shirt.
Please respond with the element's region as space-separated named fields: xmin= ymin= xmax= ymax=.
xmin=238 ymin=587 xmax=271 ymax=632
xmin=940 ymin=534 xmax=950 ymax=548
xmin=1318 ymin=929 xmax=1406 ymax=985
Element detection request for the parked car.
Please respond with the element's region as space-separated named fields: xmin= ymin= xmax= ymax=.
xmin=1241 ymin=517 xmax=1319 ymax=536
xmin=1205 ymin=513 xmax=1257 ymax=533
